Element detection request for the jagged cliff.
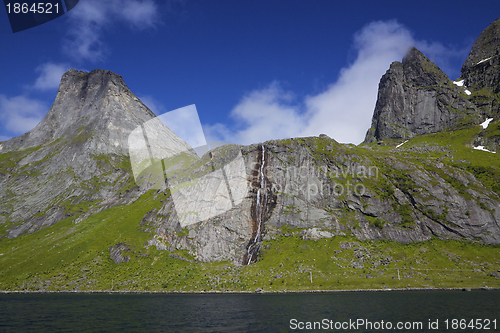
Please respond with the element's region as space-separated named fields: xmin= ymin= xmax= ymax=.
xmin=461 ymin=18 xmax=500 ymax=152
xmin=461 ymin=18 xmax=500 ymax=94
xmin=141 ymin=19 xmax=500 ymax=264
xmin=363 ymin=47 xmax=480 ymax=143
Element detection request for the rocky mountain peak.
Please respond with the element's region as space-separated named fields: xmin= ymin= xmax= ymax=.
xmin=0 ymin=69 xmax=195 ymax=237
xmin=57 ymin=68 xmax=130 ymax=112
xmin=461 ymin=18 xmax=500 ymax=93
xmin=364 ymin=47 xmax=477 ymax=143
xmin=1 ymin=69 xmax=192 ymax=157
xmin=402 ymin=47 xmax=450 ymax=86
xmin=461 ymin=18 xmax=500 ymax=73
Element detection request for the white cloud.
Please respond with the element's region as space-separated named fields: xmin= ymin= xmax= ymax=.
xmin=64 ymin=0 xmax=159 ymax=62
xmin=207 ymin=21 xmax=460 ymax=145
xmin=0 ymin=95 xmax=47 ymax=135
xmin=138 ymin=96 xmax=207 ymax=151
xmin=138 ymin=95 xmax=167 ymax=115
xmin=120 ymin=0 xmax=158 ymax=29
xmin=205 ymin=82 xmax=304 ymax=144
xmin=33 ymin=63 xmax=70 ymax=91
xmin=158 ymin=104 xmax=207 ymax=149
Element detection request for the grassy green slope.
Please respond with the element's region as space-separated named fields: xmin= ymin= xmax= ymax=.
xmin=360 ymin=124 xmax=500 ymax=196
xmin=1 ymin=227 xmax=499 ymax=292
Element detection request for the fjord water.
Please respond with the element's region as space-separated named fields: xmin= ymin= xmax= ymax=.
xmin=0 ymin=291 xmax=498 ymax=332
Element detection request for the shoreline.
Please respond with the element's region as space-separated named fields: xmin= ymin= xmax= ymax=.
xmin=0 ymin=287 xmax=498 ymax=294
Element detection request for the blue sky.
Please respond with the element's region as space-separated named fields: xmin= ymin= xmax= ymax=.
xmin=0 ymin=1 xmax=499 ymax=146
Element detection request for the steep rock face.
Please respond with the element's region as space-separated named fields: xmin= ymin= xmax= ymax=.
xmin=143 ymin=137 xmax=500 ymax=265
xmin=364 ymin=48 xmax=479 ymax=143
xmin=460 ymin=18 xmax=500 ymax=152
xmin=141 ymin=144 xmax=272 ymax=265
xmin=0 ymin=69 xmax=194 ymax=238
xmin=461 ymin=18 xmax=500 ymax=94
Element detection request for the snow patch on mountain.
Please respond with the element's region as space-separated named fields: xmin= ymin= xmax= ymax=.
xmin=477 ymin=57 xmax=493 ymax=65
xmin=395 ymin=140 xmax=408 ymax=149
xmin=473 ymin=146 xmax=496 ymax=153
xmin=480 ymin=118 xmax=494 ymax=129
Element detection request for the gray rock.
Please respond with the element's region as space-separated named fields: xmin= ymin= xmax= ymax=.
xmin=364 ymin=47 xmax=480 ymax=143
xmin=461 ymin=18 xmax=500 ymax=94
xmin=352 ymin=261 xmax=364 ymax=269
xmin=302 ymin=228 xmax=334 ymax=240
xmin=490 ymin=272 xmax=500 ymax=279
xmin=460 ymin=18 xmax=500 ymax=152
xmin=473 ymin=120 xmax=499 ymax=153
xmin=109 ymin=243 xmax=130 ymax=264
xmin=340 ymin=242 xmax=358 ymax=250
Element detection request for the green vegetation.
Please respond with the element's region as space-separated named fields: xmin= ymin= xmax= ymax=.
xmin=0 ymin=189 xmax=165 ymax=291
xmin=73 ymin=127 xmax=93 ymax=144
xmin=1 ymin=224 xmax=499 ymax=292
xmin=420 ymin=57 xmax=449 ymax=83
xmin=365 ymin=216 xmax=386 ymax=229
xmin=463 ymin=165 xmax=500 ymax=196
xmin=483 ymin=121 xmax=500 ymax=139
xmin=363 ymin=125 xmax=500 ymax=198
xmin=0 ymin=145 xmax=42 ymax=170
xmin=392 ymin=203 xmax=414 ymax=227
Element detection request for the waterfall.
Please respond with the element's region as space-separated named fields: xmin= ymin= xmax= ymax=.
xmin=247 ymin=145 xmax=267 ymax=265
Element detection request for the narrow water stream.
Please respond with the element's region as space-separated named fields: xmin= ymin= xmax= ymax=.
xmin=246 ymin=145 xmax=267 ymax=265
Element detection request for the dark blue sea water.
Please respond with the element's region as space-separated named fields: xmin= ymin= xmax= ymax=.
xmin=0 ymin=291 xmax=498 ymax=332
